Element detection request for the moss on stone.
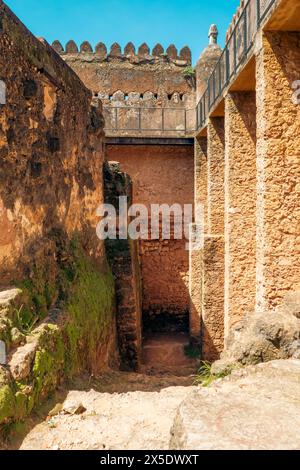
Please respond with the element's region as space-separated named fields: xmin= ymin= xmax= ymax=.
xmin=15 ymin=268 xmax=56 ymax=332
xmin=0 ymin=235 xmax=115 ymax=427
xmin=63 ymin=242 xmax=115 ymax=375
xmin=15 ymin=391 xmax=28 ymax=419
xmin=0 ymin=385 xmax=16 ymax=424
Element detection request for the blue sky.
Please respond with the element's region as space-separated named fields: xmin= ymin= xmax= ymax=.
xmin=5 ymin=0 xmax=239 ymax=63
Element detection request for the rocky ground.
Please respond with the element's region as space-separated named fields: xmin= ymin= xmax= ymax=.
xmin=1 ymin=336 xmax=300 ymax=450
xmin=171 ymin=359 xmax=300 ymax=450
xmin=1 ymin=333 xmax=198 ymax=450
xmin=17 ymin=372 xmax=196 ymax=450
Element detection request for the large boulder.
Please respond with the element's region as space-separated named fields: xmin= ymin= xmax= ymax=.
xmin=170 ymin=359 xmax=300 ymax=450
xmin=212 ymin=292 xmax=300 ymax=375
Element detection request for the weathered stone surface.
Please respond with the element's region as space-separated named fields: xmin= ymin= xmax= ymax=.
xmin=224 ymin=92 xmax=257 ymax=335
xmin=138 ymin=43 xmax=150 ymax=57
xmin=170 ymin=360 xmax=300 ymax=450
xmin=256 ymin=31 xmax=300 ymax=312
xmin=201 ymin=236 xmax=225 ymax=360
xmin=10 ymin=327 xmax=26 ymax=347
xmin=152 ymin=44 xmax=164 ymax=57
xmin=80 ymin=41 xmax=93 ymax=53
xmin=65 ymin=40 xmax=78 ymax=53
xmin=8 ymin=341 xmax=38 ymax=380
xmin=104 ymin=162 xmax=142 ymax=371
xmin=62 ymin=398 xmax=86 ymax=415
xmin=179 ymin=46 xmax=191 ymax=64
xmin=20 ymin=376 xmax=196 ymax=450
xmin=0 ymin=2 xmax=106 ymax=282
xmin=195 ymin=41 xmax=222 ymax=101
xmin=194 ymin=137 xmax=208 ymax=230
xmin=61 ymin=42 xmax=192 ymax=104
xmin=212 ymin=292 xmax=300 ymax=374
xmin=124 ymin=42 xmax=135 ymax=56
xmin=207 ymin=117 xmax=225 ymax=234
xmin=166 ymin=45 xmax=178 ymax=60
xmin=107 ymin=145 xmax=194 ymax=335
xmin=0 ymin=2 xmax=117 ymax=427
xmin=95 ymin=42 xmax=107 ymax=58
xmin=110 ymin=42 xmax=122 ymax=57
xmin=0 ymin=289 xmax=22 ymax=311
xmin=52 ymin=40 xmax=64 ymax=53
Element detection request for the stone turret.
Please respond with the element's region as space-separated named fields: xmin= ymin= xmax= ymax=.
xmin=196 ymin=24 xmax=222 ymax=101
xmin=208 ymin=24 xmax=219 ymax=45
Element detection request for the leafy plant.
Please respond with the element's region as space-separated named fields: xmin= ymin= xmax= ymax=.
xmin=15 ymin=305 xmax=38 ymax=335
xmin=182 ymin=66 xmax=196 ymax=78
xmin=193 ymin=361 xmax=234 ymax=387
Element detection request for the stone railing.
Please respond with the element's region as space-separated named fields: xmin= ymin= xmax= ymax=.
xmin=101 ymin=90 xmax=196 ymax=137
xmin=196 ymin=0 xmax=277 ymax=130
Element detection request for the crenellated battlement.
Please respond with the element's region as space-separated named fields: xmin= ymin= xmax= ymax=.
xmin=51 ymin=40 xmax=192 ymax=66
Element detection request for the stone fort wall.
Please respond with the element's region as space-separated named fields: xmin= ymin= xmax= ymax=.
xmin=0 ymin=1 xmax=118 ymax=426
xmin=52 ymin=40 xmax=193 ymax=96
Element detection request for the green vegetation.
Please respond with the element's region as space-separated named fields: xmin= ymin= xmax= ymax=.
xmin=194 ymin=361 xmax=234 ymax=387
xmin=182 ymin=66 xmax=196 ymax=78
xmin=15 ymin=305 xmax=38 ymax=335
xmin=63 ymin=239 xmax=114 ymax=375
xmin=0 ymin=233 xmax=115 ymax=431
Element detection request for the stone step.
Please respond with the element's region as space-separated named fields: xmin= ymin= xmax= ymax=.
xmin=141 ymin=333 xmax=199 ymax=376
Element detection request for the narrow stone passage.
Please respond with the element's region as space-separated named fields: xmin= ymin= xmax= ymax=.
xmin=3 ymin=335 xmax=198 ymax=451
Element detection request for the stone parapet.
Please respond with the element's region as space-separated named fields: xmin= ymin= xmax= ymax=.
xmin=52 ymin=41 xmax=192 ymax=66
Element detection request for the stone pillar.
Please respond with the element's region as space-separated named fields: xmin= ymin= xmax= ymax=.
xmin=194 ymin=137 xmax=208 ymax=229
xmin=224 ymin=92 xmax=257 ymax=338
xmin=197 ymin=117 xmax=225 ymax=360
xmin=189 ymin=137 xmax=208 ymax=343
xmin=207 ymin=117 xmax=225 ymax=234
xmin=256 ymin=31 xmax=300 ymax=312
xmin=189 ymin=229 xmax=202 ymax=345
xmin=201 ymin=235 xmax=224 ymax=361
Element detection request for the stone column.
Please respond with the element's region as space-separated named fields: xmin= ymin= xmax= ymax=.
xmin=256 ymin=31 xmax=300 ymax=312
xmin=201 ymin=235 xmax=225 ymax=360
xmin=189 ymin=227 xmax=202 ymax=345
xmin=200 ymin=117 xmax=225 ymax=360
xmin=207 ymin=117 xmax=225 ymax=234
xmin=224 ymin=92 xmax=257 ymax=338
xmin=189 ymin=137 xmax=208 ymax=344
xmin=194 ymin=137 xmax=208 ymax=229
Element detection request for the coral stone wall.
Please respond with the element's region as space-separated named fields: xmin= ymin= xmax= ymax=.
xmin=224 ymin=92 xmax=257 ymax=335
xmin=0 ymin=2 xmax=106 ymax=282
xmin=53 ymin=42 xmax=193 ymax=96
xmin=107 ymin=144 xmax=194 ymax=332
xmin=54 ymin=43 xmax=196 ymax=138
xmin=256 ymin=30 xmax=300 ymax=311
xmin=0 ymin=2 xmax=117 ymax=426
